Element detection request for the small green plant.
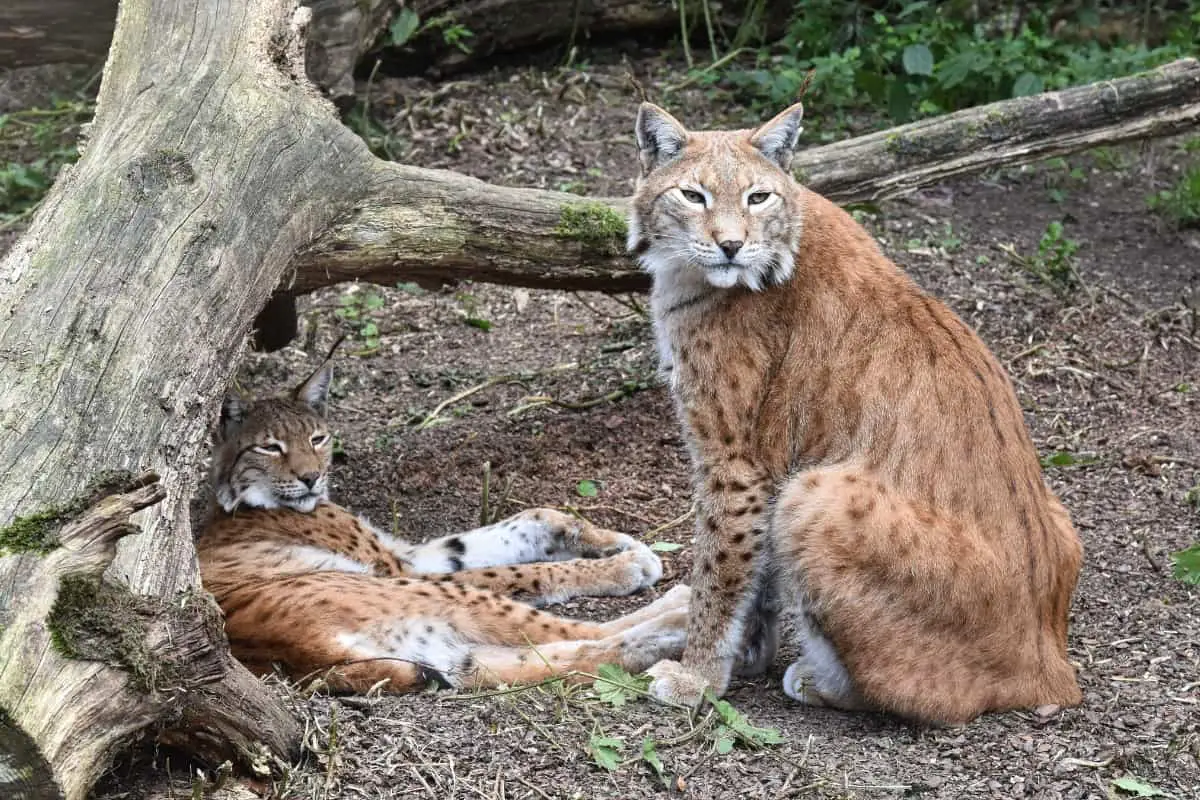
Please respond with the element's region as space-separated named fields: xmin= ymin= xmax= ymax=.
xmin=581 ymin=666 xmax=784 ymax=780
xmin=936 ymin=222 xmax=962 ymax=252
xmin=454 ymin=290 xmax=493 ymax=331
xmin=576 ymin=479 xmax=601 ymax=498
xmin=440 ymin=23 xmax=475 ymax=54
xmin=1147 ymin=165 xmax=1200 ymax=228
xmin=587 ymin=731 xmax=626 ymax=770
xmin=1174 ymin=542 xmax=1199 ymax=585
xmin=385 ymin=9 xmax=474 ymax=54
xmin=1039 ymin=450 xmax=1098 ymax=469
xmin=0 ymin=99 xmax=91 ymax=225
xmin=1110 ymin=774 xmax=1167 ymax=797
xmin=1029 ymin=221 xmax=1082 ymax=294
xmin=1090 ymin=146 xmax=1129 ymax=172
xmin=704 ymin=690 xmax=785 ymax=753
xmin=1043 ymin=156 xmax=1086 ymax=204
xmin=0 ymin=160 xmax=56 ymax=217
xmin=386 ymin=8 xmax=421 ymax=47
xmin=592 ymin=663 xmax=646 ymax=707
xmin=334 ymin=289 xmax=386 ymax=356
xmin=343 ymin=102 xmax=406 ymax=161
xmin=640 ymin=737 xmax=667 ymax=785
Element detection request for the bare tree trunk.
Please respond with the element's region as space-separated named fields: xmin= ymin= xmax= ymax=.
xmin=0 ymin=0 xmax=370 ymax=796
xmin=291 ymin=58 xmax=1200 ymax=294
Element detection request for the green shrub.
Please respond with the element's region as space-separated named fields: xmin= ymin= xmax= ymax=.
xmin=708 ymin=2 xmax=1198 ymax=127
xmin=1148 ymin=165 xmax=1200 ymax=228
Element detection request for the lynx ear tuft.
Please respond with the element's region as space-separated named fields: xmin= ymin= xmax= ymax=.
xmin=295 ymin=363 xmax=333 ymax=415
xmin=749 ymin=103 xmax=804 ymax=172
xmin=635 ymin=102 xmax=689 ymax=175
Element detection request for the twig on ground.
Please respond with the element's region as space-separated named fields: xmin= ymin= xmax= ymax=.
xmin=508 ymin=383 xmax=645 ymax=417
xmin=413 ymin=363 xmax=580 ymax=429
xmin=415 ymin=376 xmax=523 ymax=430
xmin=644 ymin=504 xmax=697 ymax=540
xmin=514 ymin=775 xmax=554 ymax=800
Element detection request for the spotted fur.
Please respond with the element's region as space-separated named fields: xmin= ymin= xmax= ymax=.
xmin=198 ymin=367 xmax=689 ymax=692
xmin=629 ymin=103 xmax=1083 ymax=725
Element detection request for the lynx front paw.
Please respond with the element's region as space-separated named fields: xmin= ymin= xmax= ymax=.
xmin=655 ymin=583 xmax=692 ymax=611
xmin=612 ymin=543 xmax=663 ymax=592
xmin=592 ymin=530 xmax=645 ymax=558
xmin=619 ymin=611 xmax=689 ymax=672
xmin=646 ymin=659 xmax=713 ymax=708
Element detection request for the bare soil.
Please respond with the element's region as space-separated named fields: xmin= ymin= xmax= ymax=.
xmin=9 ymin=52 xmax=1197 ymax=800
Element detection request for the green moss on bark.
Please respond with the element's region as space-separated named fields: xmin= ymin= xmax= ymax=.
xmin=554 ymin=202 xmax=627 ymax=255
xmin=47 ymin=575 xmax=169 ymax=694
xmin=0 ymin=509 xmax=66 ymax=555
xmin=0 ymin=470 xmax=137 ymax=556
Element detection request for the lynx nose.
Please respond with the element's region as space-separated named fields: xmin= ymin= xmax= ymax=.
xmin=298 ymin=472 xmax=321 ymax=489
xmin=718 ymin=240 xmax=743 ymax=260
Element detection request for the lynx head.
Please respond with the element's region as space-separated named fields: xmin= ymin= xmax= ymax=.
xmin=627 ymin=102 xmax=806 ymax=292
xmin=211 ymin=365 xmax=335 ymax=514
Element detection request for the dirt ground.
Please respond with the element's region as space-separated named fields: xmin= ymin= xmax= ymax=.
xmin=6 ymin=50 xmax=1198 ymax=799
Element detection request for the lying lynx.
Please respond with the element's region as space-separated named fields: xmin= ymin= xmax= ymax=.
xmin=628 ymin=102 xmax=1084 ymax=724
xmin=197 ymin=366 xmax=689 ymax=692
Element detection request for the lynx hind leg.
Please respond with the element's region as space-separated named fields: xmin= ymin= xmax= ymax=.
xmin=781 ymin=609 xmax=867 ymax=711
xmin=770 ymin=466 xmax=1077 ymax=724
xmin=333 ymin=585 xmax=689 ymax=692
xmin=464 ymin=606 xmax=690 ymax=690
xmin=733 ymin=563 xmax=782 ymax=679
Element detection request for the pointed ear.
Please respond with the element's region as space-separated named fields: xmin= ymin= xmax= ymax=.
xmin=749 ymin=103 xmax=804 ymax=172
xmin=294 ymin=363 xmax=333 ymax=415
xmin=636 ymin=102 xmax=688 ymax=175
xmin=218 ymin=394 xmax=247 ymax=440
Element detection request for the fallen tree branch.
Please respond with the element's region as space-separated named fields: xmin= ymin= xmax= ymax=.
xmin=292 ymin=58 xmax=1200 ymax=294
xmin=0 ymin=0 xmax=392 ymax=100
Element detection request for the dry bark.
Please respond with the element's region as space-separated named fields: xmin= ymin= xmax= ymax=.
xmin=0 ymin=0 xmax=360 ymax=796
xmin=291 ymin=57 xmax=1200 ymax=294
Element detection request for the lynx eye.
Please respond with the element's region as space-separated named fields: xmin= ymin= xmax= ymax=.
xmin=747 ymin=191 xmax=771 ymax=206
xmin=311 ymin=433 xmax=331 ymax=447
xmin=679 ymin=189 xmax=706 ymax=206
xmin=253 ymin=442 xmax=284 ymax=456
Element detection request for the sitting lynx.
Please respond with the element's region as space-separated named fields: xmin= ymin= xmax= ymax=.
xmin=197 ymin=366 xmax=689 ymax=692
xmin=627 ymin=102 xmax=1084 ymax=724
